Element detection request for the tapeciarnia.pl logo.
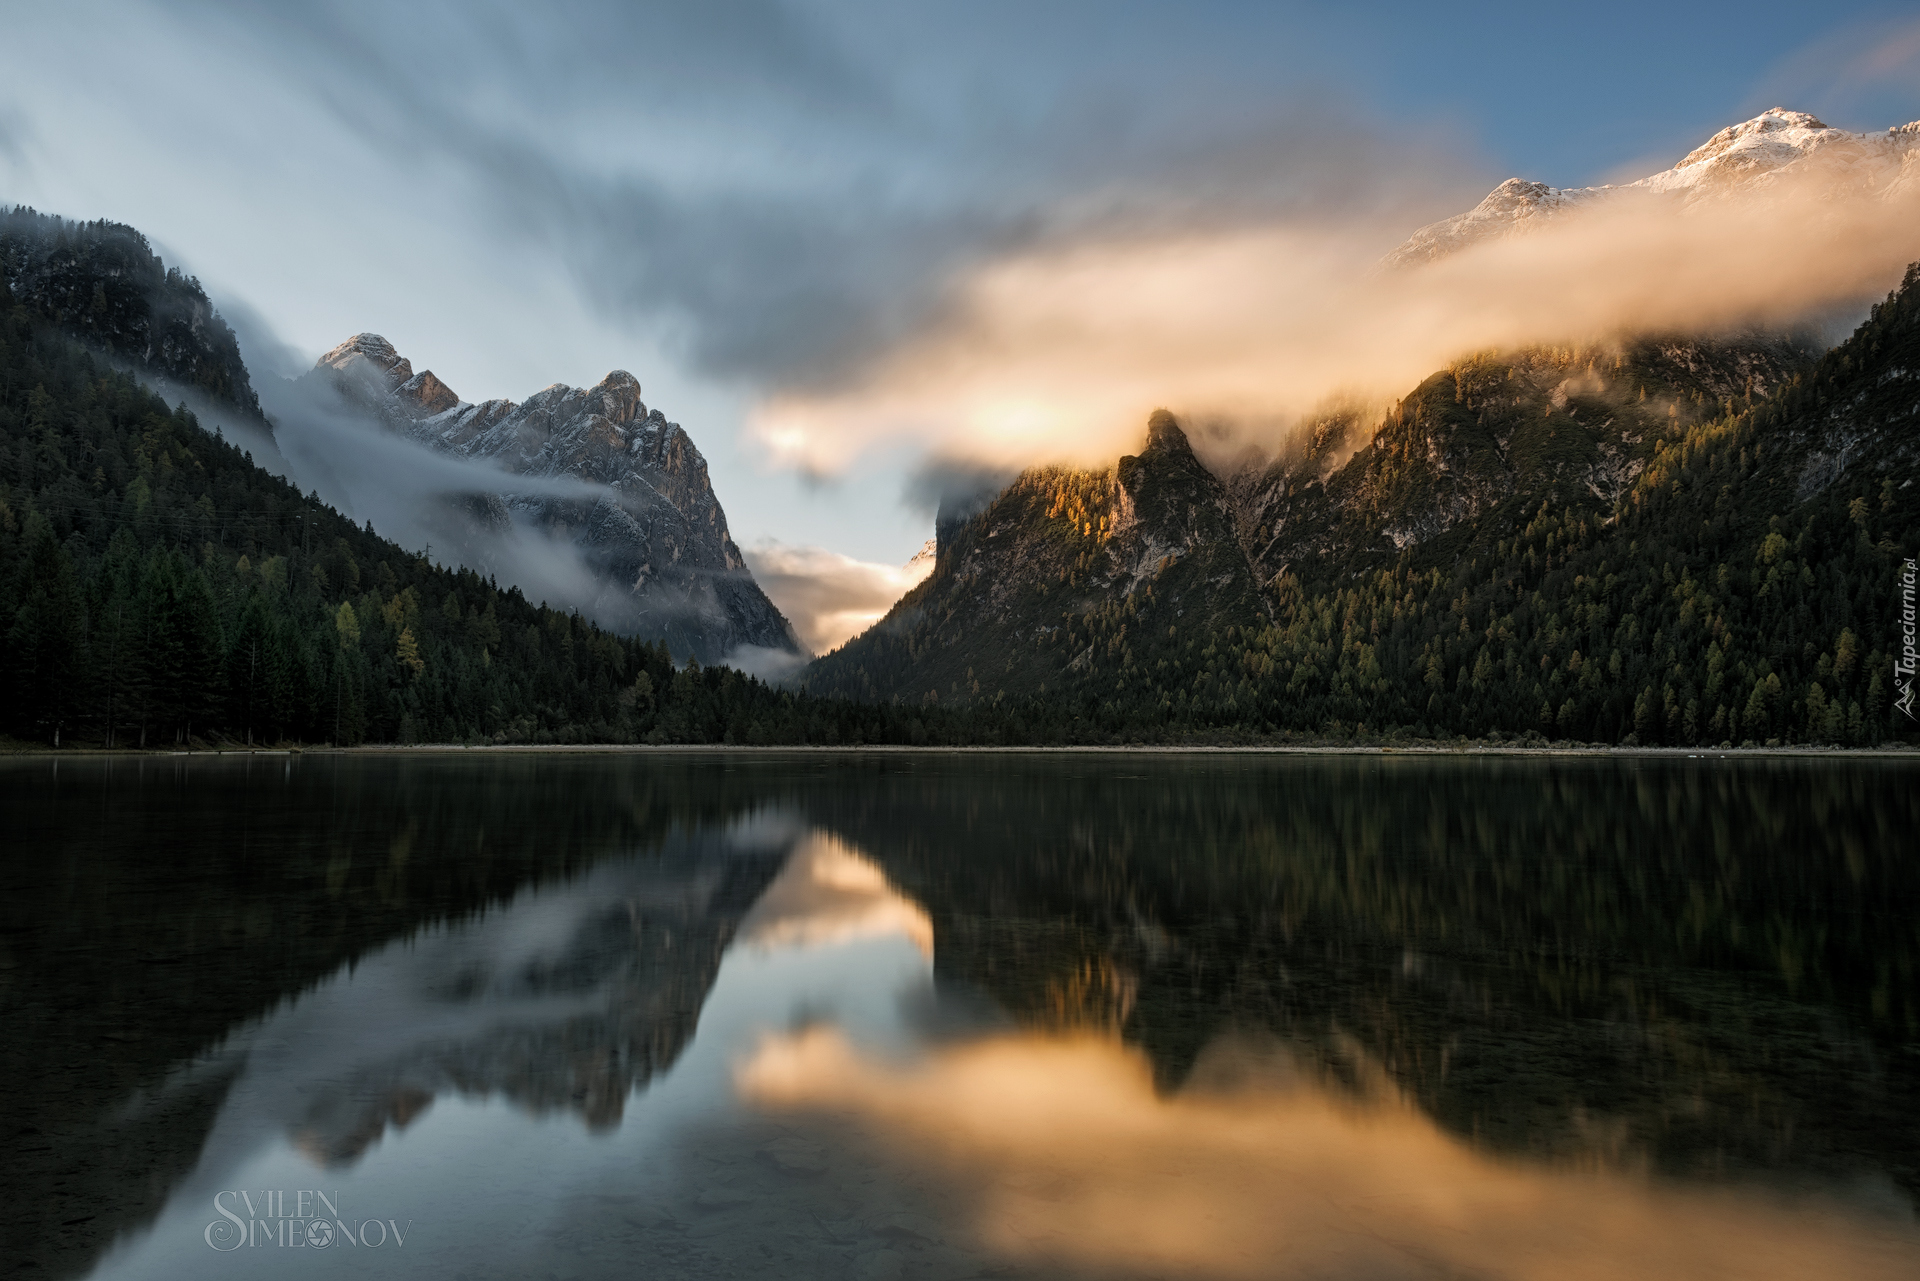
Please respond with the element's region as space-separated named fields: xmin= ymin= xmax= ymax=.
xmin=204 ymin=1190 xmax=412 ymax=1251
xmin=1898 ymin=558 xmax=1917 ymax=721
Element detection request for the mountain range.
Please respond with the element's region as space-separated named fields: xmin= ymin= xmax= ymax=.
xmin=4 ymin=105 xmax=1919 ymax=747
xmin=804 ymin=110 xmax=1920 ymax=746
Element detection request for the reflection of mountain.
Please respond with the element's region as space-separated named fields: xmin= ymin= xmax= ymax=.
xmin=810 ymin=756 xmax=1920 ymax=1199
xmin=0 ymin=756 xmax=794 ymax=1281
xmin=282 ymin=845 xmax=790 ymax=1166
xmin=10 ymin=754 xmax=1918 ymax=1281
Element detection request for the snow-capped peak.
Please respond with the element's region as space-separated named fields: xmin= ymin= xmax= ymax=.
xmin=1386 ymin=107 xmax=1920 ymax=268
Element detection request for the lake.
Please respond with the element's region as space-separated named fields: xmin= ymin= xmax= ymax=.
xmin=3 ymin=750 xmax=1917 ymax=1280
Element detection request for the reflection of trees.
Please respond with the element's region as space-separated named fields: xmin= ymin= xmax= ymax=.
xmin=806 ymin=755 xmax=1920 ymax=1198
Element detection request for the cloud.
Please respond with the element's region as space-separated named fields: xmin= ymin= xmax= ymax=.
xmin=0 ymin=101 xmax=30 ymax=169
xmin=162 ymin=0 xmax=1482 ymax=394
xmin=747 ymin=161 xmax=1920 ymax=475
xmin=741 ymin=540 xmax=935 ymax=655
xmin=213 ymin=291 xmax=316 ymax=383
xmin=1747 ymin=15 xmax=1920 ymax=126
xmin=719 ymin=643 xmax=813 ymax=685
xmin=902 ymin=458 xmax=1017 ymax=520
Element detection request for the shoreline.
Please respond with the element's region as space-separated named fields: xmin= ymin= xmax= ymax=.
xmin=3 ymin=742 xmax=1914 ymax=760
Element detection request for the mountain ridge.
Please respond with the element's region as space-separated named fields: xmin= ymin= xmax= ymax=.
xmin=1387 ymin=108 xmax=1920 ymax=268
xmin=805 ymin=272 xmax=1916 ymax=747
xmin=308 ymin=333 xmax=801 ymax=665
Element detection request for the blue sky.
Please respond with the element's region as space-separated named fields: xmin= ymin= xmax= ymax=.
xmin=3 ymin=1 xmax=1917 ymax=568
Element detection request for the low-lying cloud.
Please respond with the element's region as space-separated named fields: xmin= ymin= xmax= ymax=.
xmin=742 ymin=540 xmax=935 ymax=656
xmin=243 ymin=354 xmax=639 ymax=625
xmin=750 ymin=160 xmax=1920 ymax=475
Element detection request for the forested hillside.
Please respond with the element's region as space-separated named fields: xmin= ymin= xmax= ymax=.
xmin=0 ymin=283 xmax=1036 ymax=748
xmin=809 ymin=271 xmax=1920 ymax=748
xmin=0 ymin=208 xmax=262 ymax=418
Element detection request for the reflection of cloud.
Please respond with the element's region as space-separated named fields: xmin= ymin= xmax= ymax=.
xmin=738 ymin=1029 xmax=1920 ymax=1281
xmin=749 ymin=156 xmax=1920 ymax=476
xmin=742 ymin=541 xmax=936 ymax=656
xmin=738 ymin=833 xmax=933 ymax=957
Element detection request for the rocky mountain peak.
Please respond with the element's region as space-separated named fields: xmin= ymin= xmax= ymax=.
xmin=807 ymin=410 xmax=1268 ymax=704
xmin=1141 ymin=408 xmax=1193 ymax=456
xmin=586 ymin=370 xmax=645 ymax=426
xmin=396 ymin=369 xmax=459 ymax=417
xmin=1386 ymin=106 xmax=1919 ymax=268
xmin=1673 ymin=108 xmax=1829 ymax=169
xmin=320 ymin=333 xmax=413 ymax=389
xmin=305 ymin=334 xmax=800 ymax=663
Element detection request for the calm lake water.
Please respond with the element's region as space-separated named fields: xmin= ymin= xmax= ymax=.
xmin=4 ymin=751 xmax=1918 ymax=1281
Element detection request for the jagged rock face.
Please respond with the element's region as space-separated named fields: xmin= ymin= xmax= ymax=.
xmin=1228 ymin=335 xmax=1814 ymax=590
xmin=310 ymin=334 xmax=800 ymax=663
xmin=1386 ymin=108 xmax=1920 ymax=268
xmin=807 ymin=412 xmax=1267 ymax=704
xmin=809 ymin=333 xmax=1817 ymax=703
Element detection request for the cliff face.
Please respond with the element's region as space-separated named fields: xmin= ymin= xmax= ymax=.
xmin=0 ymin=207 xmax=263 ymax=418
xmin=311 ymin=334 xmax=800 ymax=664
xmin=805 ymin=410 xmax=1268 ymax=705
xmin=804 ymin=332 xmax=1821 ymax=707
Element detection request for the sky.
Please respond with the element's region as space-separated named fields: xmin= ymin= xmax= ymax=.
xmin=3 ymin=1 xmax=1919 ymax=607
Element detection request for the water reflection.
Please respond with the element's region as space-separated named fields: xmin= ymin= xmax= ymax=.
xmin=739 ymin=831 xmax=935 ymax=958
xmin=179 ymin=822 xmax=795 ymax=1183
xmin=741 ymin=1031 xmax=1920 ymax=1280
xmin=3 ymin=753 xmax=1916 ymax=1280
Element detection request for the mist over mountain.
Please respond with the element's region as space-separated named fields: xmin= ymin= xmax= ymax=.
xmin=7 ymin=97 xmax=1920 ymax=748
xmin=296 ymin=334 xmax=800 ymax=667
xmin=805 ymin=259 xmax=1918 ymax=746
xmin=753 ymin=107 xmax=1920 ymax=480
xmin=1386 ymin=109 xmax=1920 ymax=269
xmin=0 ymin=204 xmax=803 ymax=669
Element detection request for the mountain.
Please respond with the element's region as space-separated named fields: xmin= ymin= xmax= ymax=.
xmin=307 ymin=333 xmax=800 ymax=665
xmin=0 ymin=207 xmax=265 ymax=419
xmin=805 ymin=332 xmax=1813 ymax=706
xmin=1387 ymin=109 xmax=1920 ymax=268
xmin=1227 ymin=333 xmax=1813 ymax=592
xmin=806 ymin=410 xmax=1268 ymax=706
xmin=807 ymin=266 xmax=1919 ymax=747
